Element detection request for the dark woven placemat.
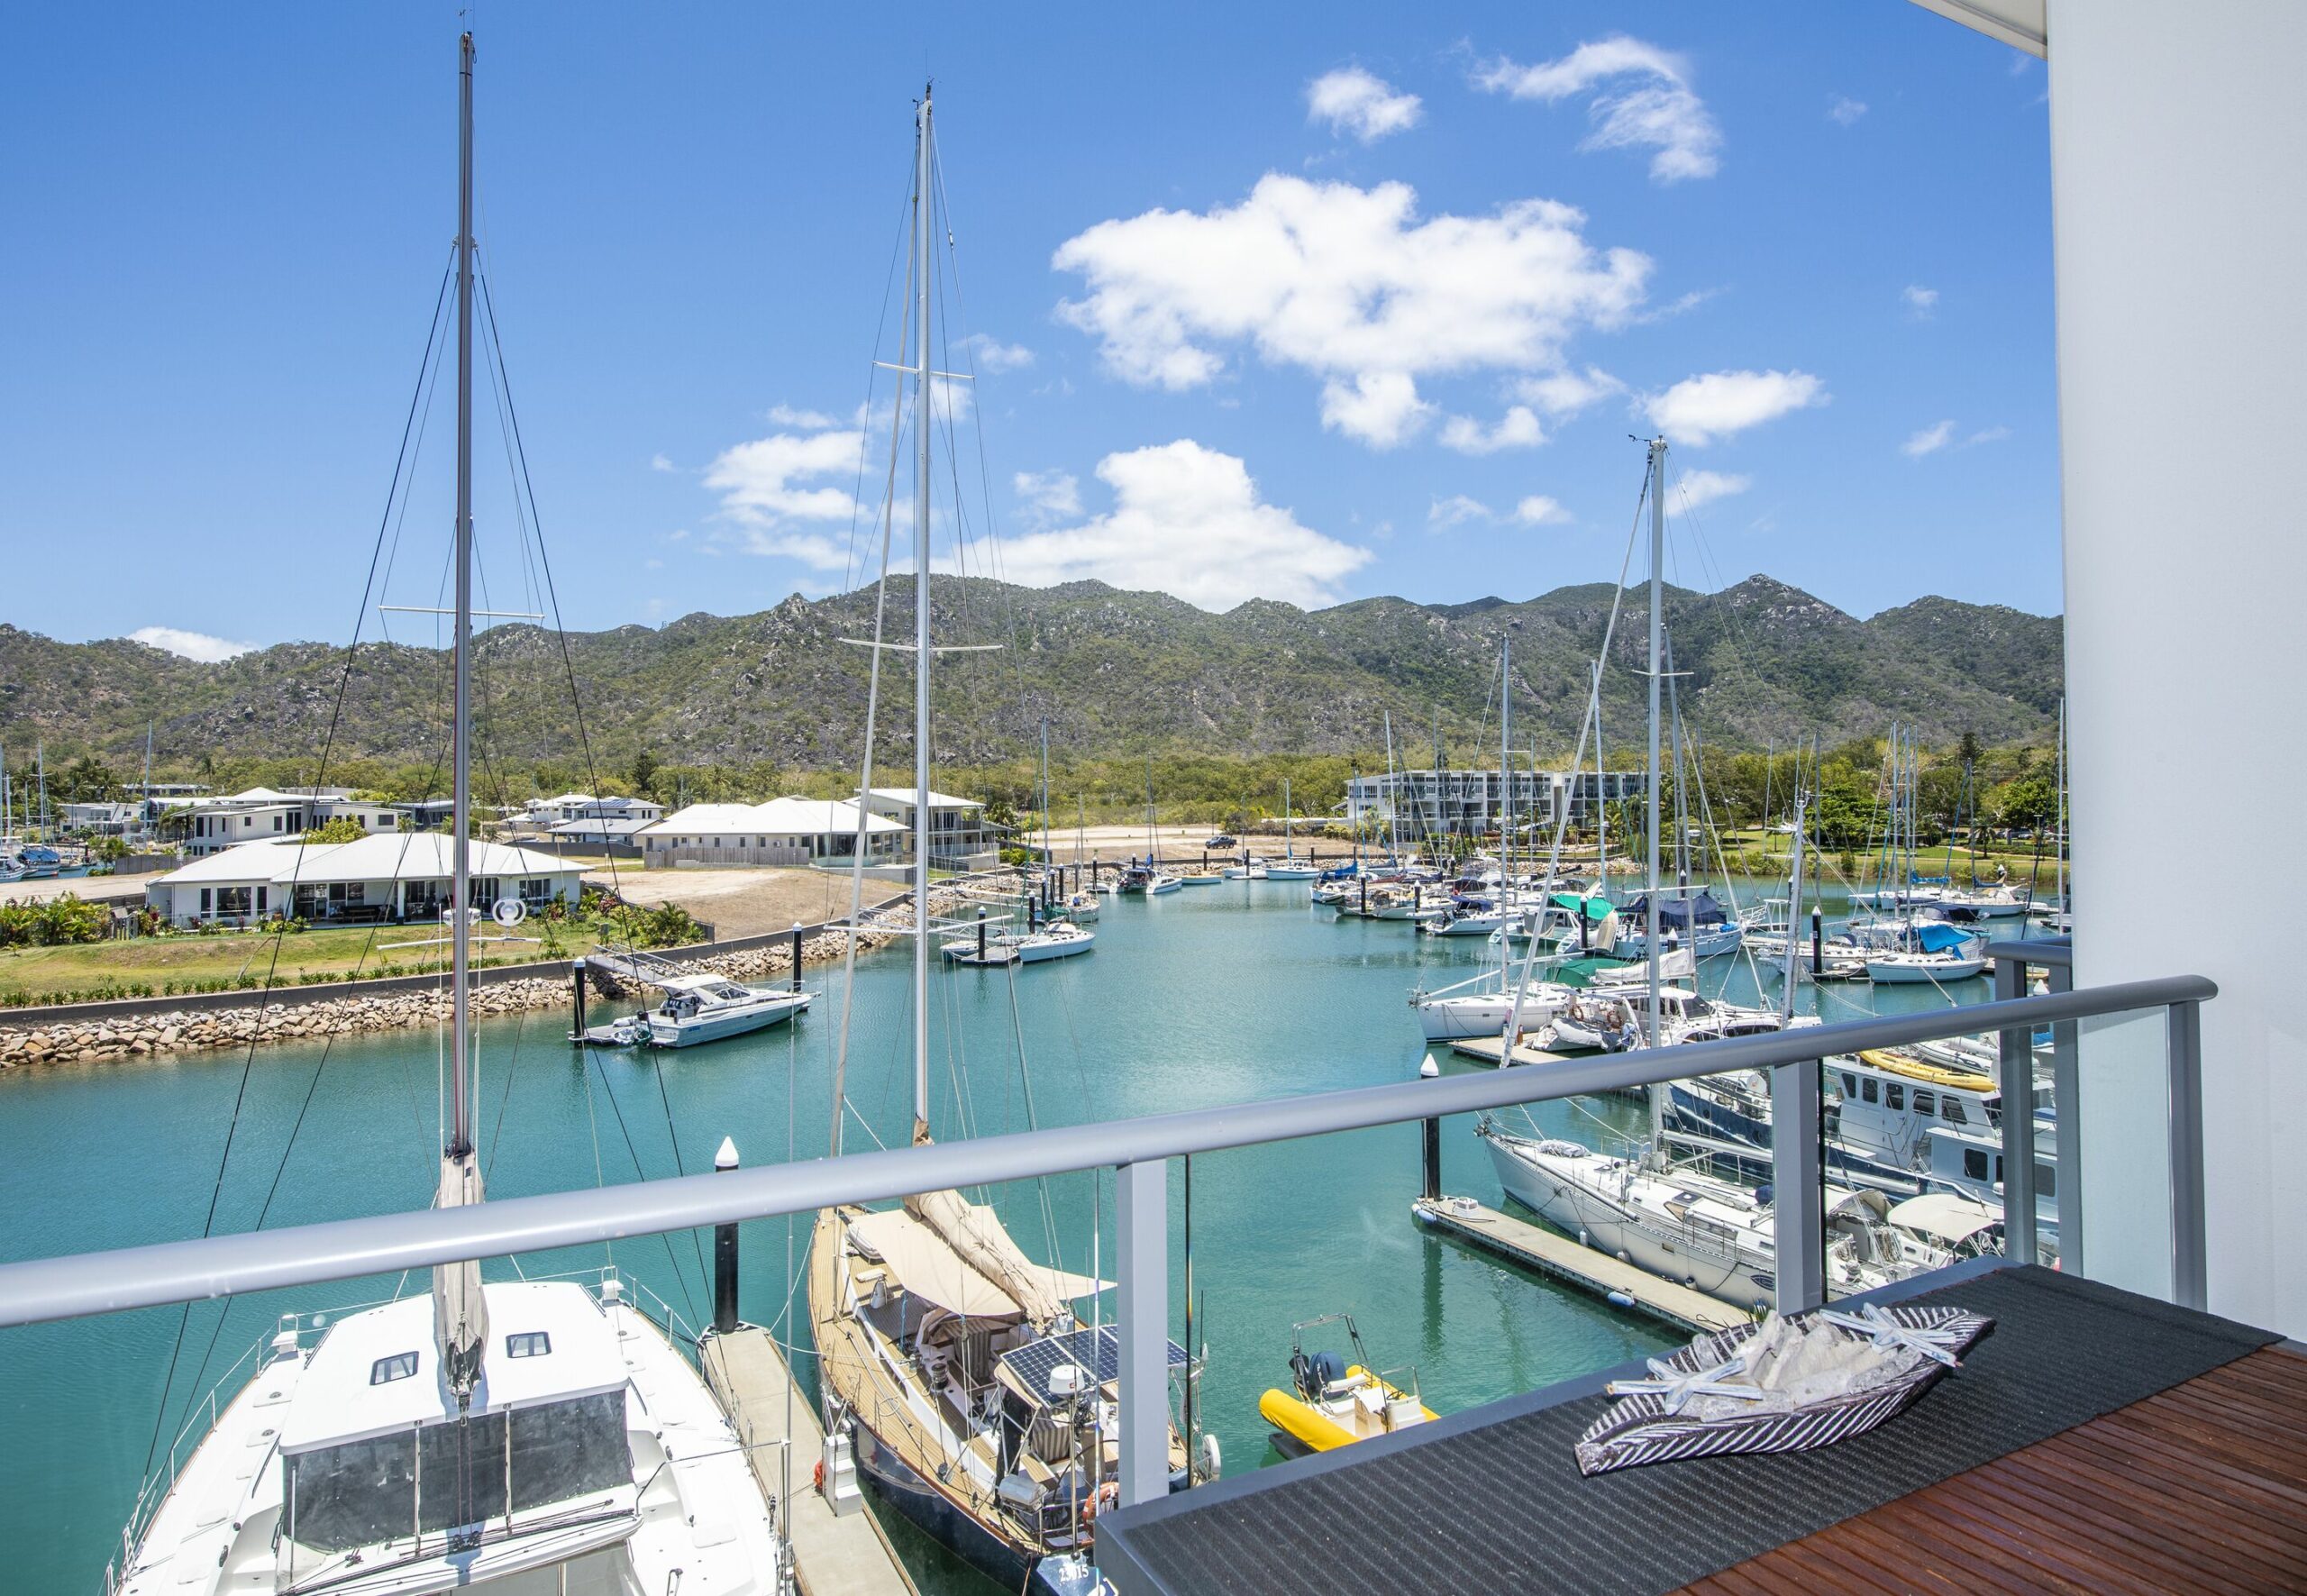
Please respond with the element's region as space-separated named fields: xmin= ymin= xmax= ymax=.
xmin=1103 ymin=1266 xmax=2278 ymax=1596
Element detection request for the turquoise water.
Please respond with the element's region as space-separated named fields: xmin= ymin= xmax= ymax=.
xmin=0 ymin=879 xmax=1982 ymax=1593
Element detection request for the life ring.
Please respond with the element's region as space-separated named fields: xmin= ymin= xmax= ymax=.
xmin=1081 ymin=1480 xmax=1120 ymax=1518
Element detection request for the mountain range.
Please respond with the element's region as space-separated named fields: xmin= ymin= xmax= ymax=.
xmin=0 ymin=575 xmax=2062 ymax=772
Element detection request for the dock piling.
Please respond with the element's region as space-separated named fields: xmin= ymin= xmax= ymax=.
xmin=789 ymin=921 xmax=804 ymax=994
xmin=712 ymin=1136 xmax=740 ymax=1336
xmin=977 ymin=908 xmax=989 ymax=962
xmin=1422 ymin=1112 xmax=1441 ymax=1201
xmin=1810 ymin=907 xmax=1823 ymax=976
xmin=570 ymin=958 xmax=588 ymax=1042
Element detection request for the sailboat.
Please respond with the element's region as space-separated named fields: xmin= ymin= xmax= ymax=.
xmin=1480 ymin=439 xmax=1945 ymax=1313
xmin=108 ymin=38 xmax=787 ymax=1595
xmin=807 ymin=88 xmax=1201 ymax=1596
xmin=1263 ymin=776 xmax=1318 ymax=880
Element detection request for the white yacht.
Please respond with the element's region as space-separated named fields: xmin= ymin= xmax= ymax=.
xmin=1478 ymin=1124 xmax=1948 ymax=1313
xmin=111 ymin=35 xmax=788 ymax=1596
xmin=116 ymin=1276 xmax=783 ymax=1596
xmin=1413 ymin=977 xmax=1577 ymax=1042
xmin=644 ymin=971 xmax=811 ymax=1046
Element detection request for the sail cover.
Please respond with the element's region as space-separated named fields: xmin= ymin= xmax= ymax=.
xmin=1619 ymin=889 xmax=1726 ymax=929
xmin=850 ymin=1201 xmax=1103 ymax=1322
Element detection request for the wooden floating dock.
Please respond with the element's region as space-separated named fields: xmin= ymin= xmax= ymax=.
xmin=701 ymin=1325 xmax=919 ymax=1596
xmin=1445 ymin=1034 xmax=1574 ymax=1069
xmin=1412 ymin=1195 xmax=1749 ymax=1336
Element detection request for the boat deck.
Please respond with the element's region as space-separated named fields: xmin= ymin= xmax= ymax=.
xmin=701 ymin=1325 xmax=919 ymax=1596
xmin=1410 ymin=1195 xmax=1748 ymax=1335
xmin=1094 ymin=1262 xmax=2288 ymax=1596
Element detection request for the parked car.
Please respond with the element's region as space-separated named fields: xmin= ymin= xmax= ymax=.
xmin=1204 ymin=834 xmax=1238 ymax=851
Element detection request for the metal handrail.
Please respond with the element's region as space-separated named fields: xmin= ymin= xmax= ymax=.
xmin=0 ymin=972 xmax=2211 ymax=1330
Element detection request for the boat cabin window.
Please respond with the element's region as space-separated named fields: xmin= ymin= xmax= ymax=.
xmin=1841 ymin=1071 xmax=1858 ymax=1097
xmin=1943 ymin=1099 xmax=1968 ymax=1125
xmin=1861 ymin=1078 xmax=1879 ymax=1104
xmin=1964 ymin=1148 xmax=1990 ymax=1181
xmin=285 ymin=1390 xmax=629 ymax=1554
xmin=1886 ymin=1083 xmax=1905 ymax=1111
xmin=2036 ymin=1163 xmax=2056 ymax=1199
xmin=1912 ymin=1090 xmax=1936 ymax=1117
xmin=506 ymin=1331 xmax=551 ymax=1359
xmin=370 ymin=1352 xmax=419 ymax=1385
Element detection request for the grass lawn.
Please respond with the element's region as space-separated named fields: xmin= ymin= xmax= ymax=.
xmin=0 ymin=920 xmax=606 ymax=1006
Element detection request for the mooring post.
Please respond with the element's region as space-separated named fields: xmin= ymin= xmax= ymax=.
xmin=977 ymin=907 xmax=989 ymax=962
xmin=712 ymin=1136 xmax=740 ymax=1335
xmin=1422 ymin=1111 xmax=1442 ymax=1201
xmin=1810 ymin=907 xmax=1824 ymax=976
xmin=789 ymin=921 xmax=804 ymax=994
xmin=570 ymin=957 xmax=588 ymax=1042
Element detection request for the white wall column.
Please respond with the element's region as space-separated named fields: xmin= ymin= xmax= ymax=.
xmin=2045 ymin=0 xmax=2307 ymax=1331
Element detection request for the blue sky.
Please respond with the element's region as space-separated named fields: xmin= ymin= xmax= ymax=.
xmin=0 ymin=2 xmax=2056 ymax=661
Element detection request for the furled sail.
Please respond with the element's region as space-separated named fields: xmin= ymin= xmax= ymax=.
xmin=905 ymin=1185 xmax=1070 ymax=1327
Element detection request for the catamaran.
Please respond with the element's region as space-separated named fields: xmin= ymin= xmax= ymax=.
xmin=807 ymin=88 xmax=1204 ymax=1596
xmin=107 ymin=40 xmax=788 ymax=1594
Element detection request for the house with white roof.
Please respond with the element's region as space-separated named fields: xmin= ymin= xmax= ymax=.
xmin=518 ymin=792 xmax=664 ymax=828
xmin=146 ymin=834 xmax=585 ymax=927
xmin=169 ymin=787 xmax=403 ymax=857
xmin=864 ymin=787 xmax=1001 ymax=868
xmin=640 ymin=798 xmax=903 ymax=867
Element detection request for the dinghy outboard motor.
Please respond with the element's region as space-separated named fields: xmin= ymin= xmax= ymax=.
xmin=1291 ymin=1349 xmax=1347 ymax=1402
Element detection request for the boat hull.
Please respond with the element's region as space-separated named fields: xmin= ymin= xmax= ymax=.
xmin=1484 ymin=1135 xmax=1777 ymax=1311
xmin=1865 ymin=956 xmax=1988 ymax=984
xmin=648 ymin=992 xmax=810 ymax=1046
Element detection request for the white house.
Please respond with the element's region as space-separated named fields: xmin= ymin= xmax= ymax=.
xmin=146 ymin=834 xmax=585 ymax=927
xmin=640 ymin=799 xmax=903 ymax=867
xmin=170 ymin=788 xmax=403 ymax=857
xmin=519 ymin=792 xmax=664 ymax=828
xmin=863 ymin=787 xmax=1000 ymax=868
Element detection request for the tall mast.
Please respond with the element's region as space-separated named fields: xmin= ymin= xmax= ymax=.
xmin=910 ymin=85 xmax=934 ymax=1137
xmin=433 ymin=29 xmax=488 ymax=1401
xmin=1499 ymin=637 xmax=1511 ymax=951
xmin=1040 ymin=716 xmax=1051 ymax=870
xmin=1646 ymin=437 xmax=1666 ymax=1066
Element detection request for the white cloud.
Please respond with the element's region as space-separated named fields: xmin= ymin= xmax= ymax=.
xmin=1013 ymin=468 xmax=1082 ymax=522
xmin=1511 ymin=365 xmax=1626 ymax=418
xmin=1646 ymin=369 xmax=1828 ymax=446
xmin=998 ymin=440 xmax=1369 ymax=609
xmin=767 ymin=403 xmax=840 ymax=429
xmin=1828 ymin=95 xmax=1868 ymax=126
xmin=650 ymin=451 xmax=677 ymax=473
xmin=1320 ymin=370 xmax=1435 ymax=448
xmin=704 ymin=425 xmax=864 ymax=570
xmin=1427 ymin=494 xmax=1494 ymax=529
xmin=1966 ymin=424 xmax=2011 ymax=446
xmin=1053 ymin=175 xmax=1651 ymax=443
xmin=1670 ymin=469 xmax=1751 ymax=510
xmin=1902 ymin=419 xmax=1956 ymax=458
xmin=1513 ymin=496 xmax=1573 ymax=525
xmin=1473 ymin=35 xmax=1722 ymax=182
xmin=1307 ymin=67 xmax=1423 ymax=143
xmin=1902 ymin=284 xmax=1938 ymax=318
xmin=1439 ymin=406 xmax=1544 ymax=454
xmin=129 ymin=625 xmax=257 ymax=663
xmin=960 ymin=333 xmax=1035 ymax=373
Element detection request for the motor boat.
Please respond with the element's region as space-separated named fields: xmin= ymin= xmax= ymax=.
xmin=644 ymin=971 xmax=811 ymax=1045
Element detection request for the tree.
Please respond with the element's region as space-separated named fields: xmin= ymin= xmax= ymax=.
xmin=301 ymin=816 xmax=369 ymax=844
xmin=1994 ymin=776 xmax=2059 ymax=838
xmin=629 ymin=750 xmax=661 ymax=802
xmin=56 ymin=755 xmax=120 ymax=803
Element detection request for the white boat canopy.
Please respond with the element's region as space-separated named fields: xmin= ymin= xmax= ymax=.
xmin=846 ymin=1207 xmax=1106 ymax=1321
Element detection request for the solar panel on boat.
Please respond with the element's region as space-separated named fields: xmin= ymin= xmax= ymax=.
xmin=998 ymin=1326 xmax=1186 ymax=1400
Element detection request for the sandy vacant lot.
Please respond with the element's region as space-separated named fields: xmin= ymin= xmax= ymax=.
xmin=586 ymin=865 xmax=903 ymax=939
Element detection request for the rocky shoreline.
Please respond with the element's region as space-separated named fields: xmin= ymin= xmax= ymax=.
xmin=0 ymin=893 xmax=965 ymax=1071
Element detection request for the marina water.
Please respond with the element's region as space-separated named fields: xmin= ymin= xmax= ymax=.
xmin=0 ymin=879 xmax=1974 ymax=1593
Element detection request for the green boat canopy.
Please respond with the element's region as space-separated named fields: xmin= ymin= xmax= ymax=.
xmin=1550 ymin=891 xmax=1614 ymax=921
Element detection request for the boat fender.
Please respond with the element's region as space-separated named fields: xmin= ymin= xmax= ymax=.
xmin=813 ymin=1459 xmax=825 ymax=1494
xmin=1200 ymin=1433 xmax=1222 ymax=1480
xmin=1607 ymin=1290 xmax=1636 ymax=1309
xmin=1419 ymin=1054 xmax=1440 ymax=1080
xmin=1616 ymin=1251 xmax=1631 ymax=1264
xmin=1578 ymin=1229 xmax=1590 ymax=1248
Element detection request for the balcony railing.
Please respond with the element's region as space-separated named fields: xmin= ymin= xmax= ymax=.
xmin=0 ymin=944 xmax=2211 ymax=1510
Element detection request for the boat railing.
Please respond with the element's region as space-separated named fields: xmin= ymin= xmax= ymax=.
xmin=11 ymin=944 xmax=2208 ymax=1518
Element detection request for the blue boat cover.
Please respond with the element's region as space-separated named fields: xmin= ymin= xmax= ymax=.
xmin=1617 ymin=889 xmax=1726 ymax=928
